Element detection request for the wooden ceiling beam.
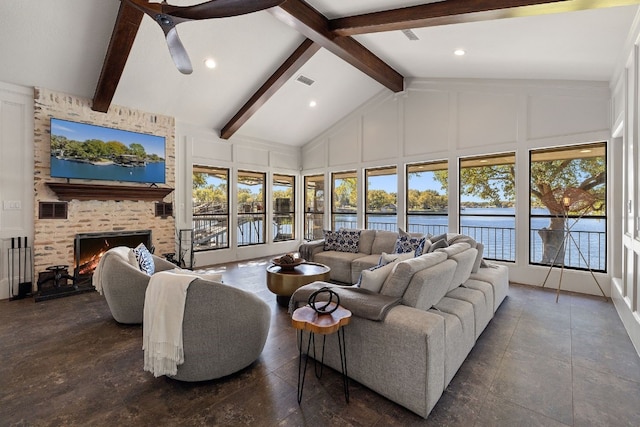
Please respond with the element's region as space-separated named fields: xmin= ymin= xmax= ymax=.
xmin=220 ymin=38 xmax=320 ymax=140
xmin=269 ymin=0 xmax=404 ymax=93
xmin=330 ymin=0 xmax=640 ymax=36
xmin=92 ymin=1 xmax=144 ymax=113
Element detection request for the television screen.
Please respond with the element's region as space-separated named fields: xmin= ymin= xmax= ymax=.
xmin=50 ymin=118 xmax=166 ymax=184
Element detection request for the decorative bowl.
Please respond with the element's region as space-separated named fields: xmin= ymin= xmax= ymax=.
xmin=272 ymin=257 xmax=305 ymax=270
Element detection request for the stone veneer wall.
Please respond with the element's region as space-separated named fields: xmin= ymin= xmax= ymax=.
xmin=33 ymin=88 xmax=176 ymax=275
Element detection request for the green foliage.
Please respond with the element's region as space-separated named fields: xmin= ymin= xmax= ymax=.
xmin=407 ymin=189 xmax=448 ymax=212
xmin=50 ymin=134 xmax=163 ymax=162
xmin=334 ymin=177 xmax=357 ymax=211
xmin=367 ymin=189 xmax=396 ymax=211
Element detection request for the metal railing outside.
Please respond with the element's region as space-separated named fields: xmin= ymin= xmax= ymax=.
xmin=193 ymin=214 xmax=228 ymax=251
xmin=530 ymin=228 xmax=605 ymax=271
xmin=460 ymin=225 xmax=516 ymax=262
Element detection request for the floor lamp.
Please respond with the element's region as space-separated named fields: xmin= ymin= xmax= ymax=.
xmin=540 ymin=188 xmax=608 ymax=303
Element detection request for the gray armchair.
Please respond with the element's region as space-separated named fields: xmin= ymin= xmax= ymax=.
xmin=170 ymin=279 xmax=271 ymax=381
xmin=96 ymin=246 xmax=175 ymax=324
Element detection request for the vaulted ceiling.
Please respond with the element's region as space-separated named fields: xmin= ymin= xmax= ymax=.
xmin=1 ymin=1 xmax=638 ymax=146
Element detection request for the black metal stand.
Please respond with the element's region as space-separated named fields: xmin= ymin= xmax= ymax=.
xmin=296 ymin=328 xmax=349 ymax=404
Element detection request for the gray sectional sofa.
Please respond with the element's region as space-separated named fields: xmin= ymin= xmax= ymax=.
xmin=293 ymin=229 xmax=509 ymax=418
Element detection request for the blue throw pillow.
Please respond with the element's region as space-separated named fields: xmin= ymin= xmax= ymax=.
xmin=414 ymin=236 xmax=430 ymax=257
xmin=133 ymin=243 xmax=155 ymax=275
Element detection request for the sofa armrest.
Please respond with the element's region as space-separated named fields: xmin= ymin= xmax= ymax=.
xmin=298 ymin=239 xmax=325 ymax=262
xmin=152 ymin=254 xmax=177 ymax=272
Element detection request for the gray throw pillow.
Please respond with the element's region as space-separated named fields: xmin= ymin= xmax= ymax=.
xmin=427 ymin=238 xmax=448 ymax=253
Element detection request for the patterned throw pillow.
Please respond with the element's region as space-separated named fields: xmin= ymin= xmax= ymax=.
xmin=335 ymin=230 xmax=361 ymax=253
xmin=133 ymin=243 xmax=155 ymax=275
xmin=393 ymin=228 xmax=422 ymax=254
xmin=414 ymin=237 xmax=431 ymax=257
xmin=323 ymin=230 xmax=340 ymax=251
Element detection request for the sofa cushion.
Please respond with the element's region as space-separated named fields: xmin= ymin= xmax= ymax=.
xmin=393 ymin=228 xmax=423 ymax=254
xmin=439 ymin=244 xmax=477 ymax=292
xmin=358 ymin=261 xmax=397 ymax=293
xmin=358 ymin=230 xmax=376 ymax=255
xmin=380 ymin=252 xmax=447 ymax=298
xmin=435 ymin=241 xmax=470 ymax=257
xmin=133 ymin=243 xmax=155 ymax=275
xmin=314 ymin=250 xmax=366 ymax=284
xmin=371 ymin=230 xmax=400 ymax=255
xmin=471 ymin=242 xmax=484 ymax=273
xmin=380 ymin=251 xmax=414 ymax=265
xmin=403 ymin=257 xmax=456 ymax=310
xmin=351 ymin=254 xmax=382 ymax=284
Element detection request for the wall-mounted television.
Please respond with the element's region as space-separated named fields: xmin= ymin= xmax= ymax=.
xmin=50 ymin=118 xmax=166 ymax=184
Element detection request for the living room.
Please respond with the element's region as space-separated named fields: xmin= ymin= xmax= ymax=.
xmin=2 ymin=1 xmax=640 ymax=425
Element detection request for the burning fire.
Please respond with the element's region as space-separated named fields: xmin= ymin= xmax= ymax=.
xmin=77 ymin=240 xmax=111 ymax=276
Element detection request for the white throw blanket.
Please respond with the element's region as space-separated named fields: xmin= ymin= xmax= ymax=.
xmin=143 ymin=270 xmax=198 ymax=377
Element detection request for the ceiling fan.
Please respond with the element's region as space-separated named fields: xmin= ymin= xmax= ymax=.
xmin=124 ymin=0 xmax=285 ymax=74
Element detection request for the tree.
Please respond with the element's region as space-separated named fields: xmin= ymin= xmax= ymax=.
xmin=334 ymin=177 xmax=357 ymax=211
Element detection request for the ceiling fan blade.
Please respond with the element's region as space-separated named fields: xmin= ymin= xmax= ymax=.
xmin=165 ymin=26 xmax=193 ymax=74
xmin=164 ymin=0 xmax=285 ymax=20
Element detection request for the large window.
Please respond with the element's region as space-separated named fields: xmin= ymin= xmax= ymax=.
xmin=365 ymin=166 xmax=397 ymax=230
xmin=273 ymin=174 xmax=295 ymax=242
xmin=331 ymin=170 xmax=357 ymax=230
xmin=192 ymin=166 xmax=229 ymax=251
xmin=406 ymin=161 xmax=448 ymax=235
xmin=529 ymin=142 xmax=606 ymax=271
xmin=304 ymin=175 xmax=324 ymax=240
xmin=237 ymin=170 xmax=265 ymax=246
xmin=459 ymin=153 xmax=516 ymax=261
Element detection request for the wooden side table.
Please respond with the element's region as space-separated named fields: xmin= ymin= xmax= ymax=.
xmin=291 ymin=302 xmax=352 ymax=404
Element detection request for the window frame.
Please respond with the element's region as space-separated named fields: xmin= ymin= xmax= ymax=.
xmin=272 ymin=173 xmax=296 ymax=242
xmin=331 ymin=170 xmax=358 ymax=230
xmin=304 ymin=174 xmax=324 ymax=240
xmin=237 ymin=169 xmax=266 ymax=247
xmin=364 ymin=165 xmax=397 ymax=231
xmin=191 ymin=165 xmax=230 ymax=252
xmin=406 ymin=160 xmax=449 ymax=236
xmin=528 ymin=142 xmax=607 ymax=272
xmin=459 ymin=152 xmax=516 ymax=262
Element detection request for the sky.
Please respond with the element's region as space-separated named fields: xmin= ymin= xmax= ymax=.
xmin=50 ymin=118 xmax=166 ymax=157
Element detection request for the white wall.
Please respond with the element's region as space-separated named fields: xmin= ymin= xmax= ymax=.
xmin=0 ymin=82 xmax=34 ymax=300
xmin=611 ymin=11 xmax=640 ymax=355
xmin=175 ymin=122 xmax=302 ymax=267
xmin=302 ymin=78 xmax=614 ymax=297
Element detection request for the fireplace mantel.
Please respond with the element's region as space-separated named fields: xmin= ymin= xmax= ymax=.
xmin=46 ymin=182 xmax=173 ymax=201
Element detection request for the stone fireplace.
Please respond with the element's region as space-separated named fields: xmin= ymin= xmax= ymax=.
xmin=32 ymin=88 xmax=176 ymax=281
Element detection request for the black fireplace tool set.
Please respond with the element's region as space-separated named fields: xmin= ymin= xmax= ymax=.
xmin=7 ymin=236 xmax=32 ymax=300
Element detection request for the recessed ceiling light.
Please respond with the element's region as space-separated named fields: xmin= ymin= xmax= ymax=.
xmin=454 ymin=49 xmax=466 ymax=56
xmin=204 ymin=58 xmax=216 ymax=69
xmin=309 ymin=100 xmax=317 ymax=108
xmin=580 ymin=149 xmax=592 ymax=153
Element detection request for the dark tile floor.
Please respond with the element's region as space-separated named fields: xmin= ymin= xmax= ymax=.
xmin=2 ymin=257 xmax=640 ymax=426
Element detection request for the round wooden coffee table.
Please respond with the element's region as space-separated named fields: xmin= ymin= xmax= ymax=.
xmin=266 ymin=262 xmax=331 ymax=307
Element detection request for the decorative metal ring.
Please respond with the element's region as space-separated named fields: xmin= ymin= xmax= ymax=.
xmin=307 ymin=286 xmax=340 ymax=314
